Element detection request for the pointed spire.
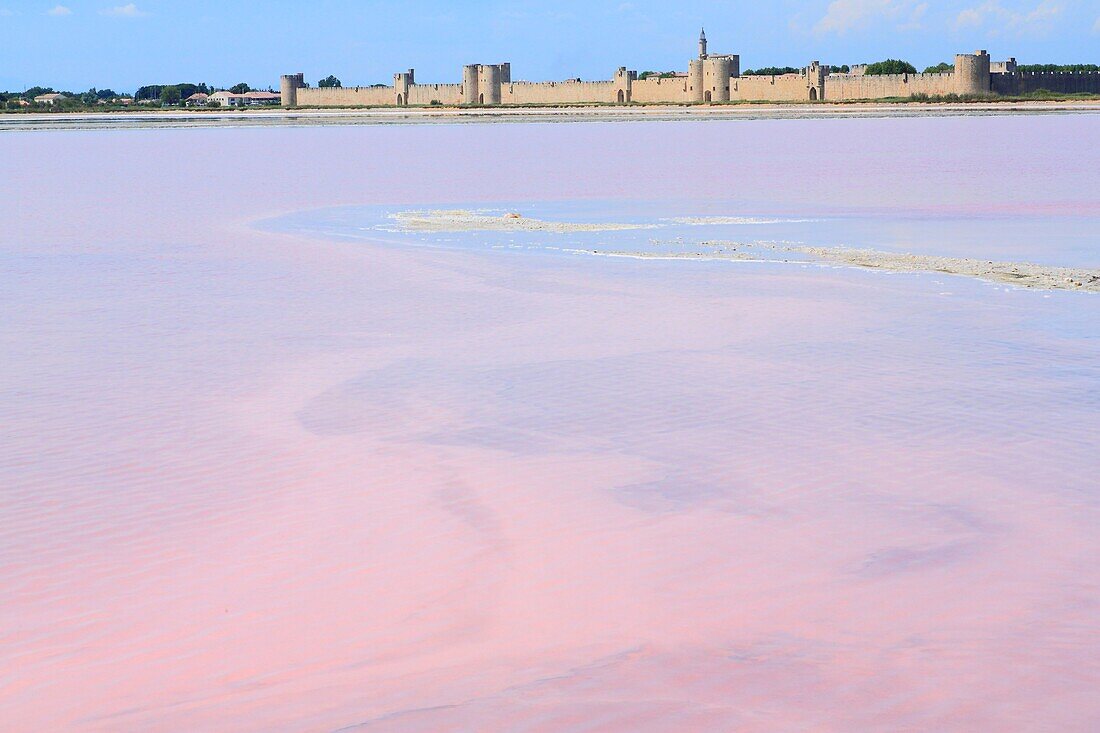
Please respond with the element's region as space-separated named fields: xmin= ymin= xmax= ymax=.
xmin=698 ymin=27 xmax=708 ymax=59
xmin=700 ymin=27 xmax=707 ymax=41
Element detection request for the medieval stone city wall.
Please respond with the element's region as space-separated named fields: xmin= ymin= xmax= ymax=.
xmin=992 ymin=71 xmax=1100 ymax=95
xmin=294 ymin=85 xmax=395 ymax=107
xmin=629 ymin=77 xmax=689 ymax=103
xmin=404 ymin=83 xmax=464 ymax=105
xmin=730 ymin=74 xmax=813 ymax=102
xmin=502 ymin=80 xmax=618 ymax=104
xmin=281 ymin=47 xmax=1099 ymax=107
xmin=823 ymin=72 xmax=956 ymax=100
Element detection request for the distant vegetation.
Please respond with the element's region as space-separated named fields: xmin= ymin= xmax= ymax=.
xmin=638 ymin=71 xmax=678 ymax=79
xmin=318 ymin=75 xmax=343 ymax=88
xmin=1 ymin=79 xmax=275 ymax=112
xmin=923 ymin=62 xmax=954 ymax=73
xmin=0 ymin=85 xmax=131 ymax=109
xmin=908 ymin=89 xmax=1100 ymax=102
xmin=865 ymin=59 xmax=918 ymax=75
xmin=742 ymin=67 xmax=800 ymax=76
xmin=135 ymin=83 xmax=213 ymax=101
xmin=1016 ymin=64 xmax=1100 ymax=72
xmin=830 ymin=65 xmax=851 ymax=73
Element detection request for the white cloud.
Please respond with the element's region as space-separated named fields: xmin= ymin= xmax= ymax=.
xmin=812 ymin=0 xmax=923 ymax=35
xmin=954 ymin=0 xmax=1062 ymax=34
xmin=1094 ymin=16 xmax=1100 ymax=33
xmin=100 ymin=3 xmax=148 ymax=16
xmin=0 ymin=8 xmax=15 ymax=15
xmin=47 ymin=4 xmax=72 ymax=15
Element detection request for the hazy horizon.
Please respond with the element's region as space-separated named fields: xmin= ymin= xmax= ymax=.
xmin=1 ymin=0 xmax=1098 ymax=92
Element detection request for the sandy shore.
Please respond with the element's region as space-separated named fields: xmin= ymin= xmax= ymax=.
xmin=3 ymin=100 xmax=1100 ymax=131
xmin=591 ymin=240 xmax=1100 ymax=293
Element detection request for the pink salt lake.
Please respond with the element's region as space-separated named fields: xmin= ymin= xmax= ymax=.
xmin=1 ymin=114 xmax=1099 ymax=731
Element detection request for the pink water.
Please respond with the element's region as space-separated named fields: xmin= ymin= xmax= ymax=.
xmin=2 ymin=115 xmax=1099 ymax=732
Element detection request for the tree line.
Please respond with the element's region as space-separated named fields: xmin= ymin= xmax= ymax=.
xmin=1 ymin=76 xmax=341 ymax=111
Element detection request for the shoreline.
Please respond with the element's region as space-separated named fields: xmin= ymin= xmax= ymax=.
xmin=4 ymin=100 xmax=1100 ymax=131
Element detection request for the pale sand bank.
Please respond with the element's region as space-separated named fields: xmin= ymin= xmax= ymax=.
xmin=391 ymin=209 xmax=653 ymax=232
xmin=588 ymin=241 xmax=1100 ymax=292
xmin=3 ymin=100 xmax=1100 ymax=131
xmin=387 ymin=209 xmax=1099 ymax=292
xmin=662 ymin=216 xmax=819 ymax=226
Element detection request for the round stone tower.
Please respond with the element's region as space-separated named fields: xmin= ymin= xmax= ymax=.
xmin=954 ymin=50 xmax=991 ymax=95
xmin=707 ymin=56 xmax=732 ymax=102
xmin=280 ymin=73 xmax=304 ymax=108
xmin=478 ymin=64 xmax=502 ymax=105
xmin=463 ymin=64 xmax=480 ymax=104
xmin=689 ymin=59 xmax=705 ymax=103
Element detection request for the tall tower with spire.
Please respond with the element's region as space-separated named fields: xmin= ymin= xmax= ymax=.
xmin=699 ymin=28 xmax=708 ymax=59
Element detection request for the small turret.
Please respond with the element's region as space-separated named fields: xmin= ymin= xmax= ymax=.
xmin=699 ymin=28 xmax=708 ymax=59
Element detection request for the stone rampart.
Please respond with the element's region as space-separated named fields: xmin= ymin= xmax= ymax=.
xmin=823 ymin=72 xmax=955 ymax=100
xmin=281 ymin=41 xmax=1094 ymax=108
xmin=294 ymin=86 xmax=394 ymax=107
xmin=731 ymin=74 xmax=811 ymax=102
xmin=406 ymin=84 xmax=464 ymax=105
xmin=992 ymin=71 xmax=1100 ymax=96
xmin=502 ymin=80 xmax=617 ymax=105
xmin=629 ymin=77 xmax=689 ymax=103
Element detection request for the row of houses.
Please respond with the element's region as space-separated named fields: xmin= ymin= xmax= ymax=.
xmin=184 ymin=91 xmax=281 ymax=107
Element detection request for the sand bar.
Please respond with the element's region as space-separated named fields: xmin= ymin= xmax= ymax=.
xmin=3 ymin=101 xmax=1100 ymax=132
xmin=589 ymin=240 xmax=1100 ymax=292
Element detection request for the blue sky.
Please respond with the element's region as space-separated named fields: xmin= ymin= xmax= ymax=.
xmin=1 ymin=0 xmax=1097 ymax=92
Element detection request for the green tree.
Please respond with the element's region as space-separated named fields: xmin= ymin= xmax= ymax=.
xmin=865 ymin=59 xmax=918 ymax=75
xmin=1017 ymin=63 xmax=1100 ymax=72
xmin=160 ymin=86 xmax=182 ymax=105
xmin=318 ymin=75 xmax=342 ymax=88
xmin=229 ymin=82 xmax=252 ymax=94
xmin=135 ymin=85 xmax=162 ymax=101
xmin=743 ymin=67 xmax=800 ymax=76
xmin=22 ymin=86 xmax=55 ymax=101
xmin=924 ymin=62 xmax=954 ymax=73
